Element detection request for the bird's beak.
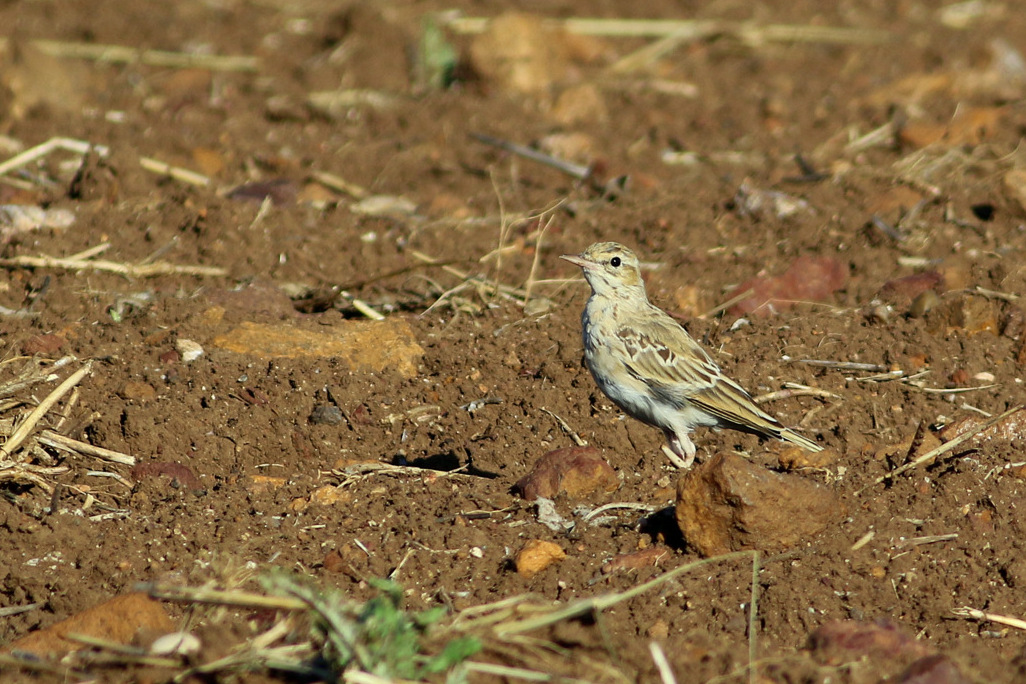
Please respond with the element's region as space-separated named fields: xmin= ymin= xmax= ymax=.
xmin=560 ymin=254 xmax=596 ymax=270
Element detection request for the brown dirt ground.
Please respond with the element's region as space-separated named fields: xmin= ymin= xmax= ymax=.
xmin=2 ymin=1 xmax=1026 ymax=682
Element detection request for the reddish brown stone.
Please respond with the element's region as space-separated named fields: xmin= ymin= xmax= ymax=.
xmin=3 ymin=593 xmax=173 ymax=658
xmin=897 ymin=655 xmax=971 ymax=684
xmin=601 ymin=546 xmax=672 ymax=574
xmin=516 ymin=446 xmax=620 ymax=500
xmin=21 ymin=333 xmax=65 ymax=356
xmin=808 ymin=619 xmax=931 ymax=667
xmin=675 ymin=452 xmax=842 ymax=557
xmin=130 ymin=462 xmax=202 ymax=490
xmin=728 ymin=256 xmax=846 ymax=318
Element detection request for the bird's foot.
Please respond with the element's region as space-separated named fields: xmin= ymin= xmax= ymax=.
xmin=662 ymin=444 xmax=695 ymax=469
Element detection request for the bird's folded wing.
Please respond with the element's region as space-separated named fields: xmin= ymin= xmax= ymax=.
xmin=617 ymin=315 xmax=785 ymax=434
xmin=615 ymin=317 xmax=719 ymax=395
xmin=688 ymin=374 xmax=785 ymax=433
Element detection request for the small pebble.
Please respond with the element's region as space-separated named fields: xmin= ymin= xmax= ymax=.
xmin=22 ymin=334 xmax=66 ymax=356
xmin=514 ymin=539 xmax=566 ymax=578
xmin=647 ymin=619 xmax=670 ymax=640
xmin=150 ymin=631 xmax=201 ymax=656
xmin=310 ymin=404 xmax=344 ymax=425
xmin=175 ymin=338 xmax=204 ymax=363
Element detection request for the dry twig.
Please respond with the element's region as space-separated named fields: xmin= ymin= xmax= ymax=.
xmin=581 ymin=502 xmax=658 ymax=524
xmin=0 ymin=137 xmax=109 ymax=178
xmin=799 ymin=359 xmax=891 ymax=372
xmin=0 ymin=361 xmax=92 ymax=460
xmin=0 ymin=602 xmax=43 ymax=618
xmin=327 ymin=461 xmax=476 ymax=489
xmin=138 ymin=157 xmax=210 ymax=187
xmin=649 ymin=642 xmax=678 ymax=684
xmin=896 ymin=533 xmax=958 ymax=548
xmin=952 ymin=607 xmax=1026 ymax=632
xmin=540 ymin=407 xmax=587 ymax=447
xmin=444 ymin=17 xmax=890 ymax=45
xmin=699 ymin=288 xmax=753 ymax=320
xmin=0 ymin=253 xmax=227 ymax=278
xmin=38 ymin=430 xmax=135 ymax=466
xmin=143 ymin=584 xmax=307 ymax=611
xmin=0 ymin=38 xmax=259 ymax=71
xmin=754 ymin=383 xmax=839 ymax=404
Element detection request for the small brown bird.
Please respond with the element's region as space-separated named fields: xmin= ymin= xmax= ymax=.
xmin=561 ymin=241 xmax=822 ymax=468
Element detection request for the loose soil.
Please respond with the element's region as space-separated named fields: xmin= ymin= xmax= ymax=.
xmin=2 ymin=1 xmax=1026 ymax=682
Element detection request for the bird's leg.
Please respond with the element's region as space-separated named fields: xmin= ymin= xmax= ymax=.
xmin=661 ymin=429 xmax=696 ymax=469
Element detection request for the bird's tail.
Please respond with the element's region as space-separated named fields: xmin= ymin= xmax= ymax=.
xmin=779 ymin=427 xmax=823 ymax=452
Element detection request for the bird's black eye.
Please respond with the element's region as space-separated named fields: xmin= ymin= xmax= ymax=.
xmin=610 ymin=257 xmax=621 ymax=267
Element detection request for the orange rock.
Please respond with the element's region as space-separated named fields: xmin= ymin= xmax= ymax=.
xmin=247 ymin=475 xmax=287 ymax=494
xmin=514 ymin=539 xmax=566 ymax=578
xmin=515 ymin=447 xmax=620 ymax=500
xmin=309 ymin=485 xmax=350 ymax=506
xmin=468 ymin=12 xmax=573 ymax=94
xmin=3 ymin=593 xmax=174 ymax=658
xmin=863 ymin=72 xmax=952 ymax=108
xmin=898 ymin=121 xmax=948 ymax=148
xmin=159 ymin=68 xmax=212 ymax=104
xmin=949 ymin=369 xmax=971 ymax=386
xmin=426 ymin=192 xmax=472 ymax=219
xmin=212 ymin=320 xmax=425 ymax=378
xmin=926 ymin=295 xmax=998 ymax=336
xmin=3 ymin=41 xmax=89 ymax=120
xmin=647 ymin=619 xmax=670 ymax=640
xmin=323 ymin=549 xmax=347 ymax=573
xmin=777 ymin=446 xmax=840 ymax=470
xmin=191 ymin=146 xmax=225 ymax=177
xmin=120 ymin=381 xmax=157 ymax=402
xmin=131 ymin=462 xmax=202 ymax=490
xmin=143 ymin=328 xmax=174 ymax=346
xmin=899 ymin=106 xmax=1005 ymax=148
xmin=675 ymin=452 xmax=842 ymax=557
xmin=199 ymin=306 xmax=226 ymax=326
xmin=936 ymin=262 xmax=971 ymax=291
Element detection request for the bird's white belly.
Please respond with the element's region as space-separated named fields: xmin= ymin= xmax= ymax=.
xmin=584 ymin=344 xmax=719 ymax=433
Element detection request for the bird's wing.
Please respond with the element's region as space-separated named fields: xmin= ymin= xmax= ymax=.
xmin=615 ymin=312 xmax=720 ymax=395
xmin=694 ymin=377 xmax=823 ymax=451
xmin=689 ymin=373 xmax=786 ymax=433
xmin=617 ymin=311 xmax=786 ymax=435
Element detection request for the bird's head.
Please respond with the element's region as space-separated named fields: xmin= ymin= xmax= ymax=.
xmin=560 ymin=242 xmax=647 ymax=298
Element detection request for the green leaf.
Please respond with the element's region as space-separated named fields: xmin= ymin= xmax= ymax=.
xmin=416 ymin=13 xmax=457 ymax=90
xmin=420 ymin=636 xmax=482 ymax=675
